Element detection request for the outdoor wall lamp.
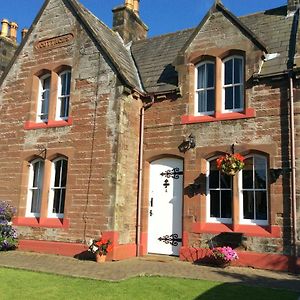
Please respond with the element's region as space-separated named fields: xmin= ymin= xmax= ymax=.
xmin=178 ymin=134 xmax=196 ymax=153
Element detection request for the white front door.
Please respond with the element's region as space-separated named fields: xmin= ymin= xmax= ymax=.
xmin=148 ymin=158 xmax=183 ymax=256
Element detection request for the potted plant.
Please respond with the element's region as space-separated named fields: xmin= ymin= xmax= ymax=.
xmin=88 ymin=238 xmax=112 ymax=263
xmin=216 ymin=153 xmax=245 ymax=176
xmin=210 ymin=246 xmax=238 ymax=267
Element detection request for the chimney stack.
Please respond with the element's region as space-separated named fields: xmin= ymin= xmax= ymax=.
xmin=0 ymin=19 xmax=9 ymax=38
xmin=288 ymin=0 xmax=300 ymax=13
xmin=21 ymin=28 xmax=28 ymax=41
xmin=113 ymin=0 xmax=148 ymax=44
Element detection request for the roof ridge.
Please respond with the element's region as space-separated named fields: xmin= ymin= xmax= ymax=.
xmin=239 ymin=5 xmax=287 ymax=18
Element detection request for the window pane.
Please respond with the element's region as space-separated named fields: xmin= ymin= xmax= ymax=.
xmin=209 ymin=170 xmax=219 ymax=189
xmin=207 ymin=63 xmax=214 ymax=88
xmin=234 ymin=85 xmax=242 ymax=109
xmin=61 ymin=160 xmax=68 ymax=187
xmin=54 ymin=160 xmax=62 ymax=187
xmin=60 ymin=189 xmax=66 ymax=213
xmin=53 ymin=189 xmax=61 ymax=214
xmin=61 ymin=73 xmax=67 ymax=95
xmin=243 ymin=157 xmax=253 ymax=189
xmin=255 ymin=191 xmax=267 ymax=220
xmin=221 ymin=190 xmax=232 ymax=218
xmin=60 ymin=97 xmax=69 ymax=118
xmin=43 ymin=76 xmax=51 ymax=90
xmin=225 ymin=59 xmax=233 ymax=85
xmin=66 ymin=72 xmax=71 ymax=95
xmin=210 ymin=190 xmax=220 ymax=218
xmin=197 ymin=91 xmax=206 ymax=113
xmin=255 ymin=157 xmax=267 ymax=189
xmin=225 ymin=87 xmax=233 ymax=110
xmin=220 ymin=173 xmax=231 ymax=189
xmin=243 ymin=191 xmax=254 ymax=219
xmin=234 ymin=58 xmax=243 ymax=84
xmin=31 ymin=190 xmax=41 ymax=213
xmin=207 ymin=89 xmax=215 ymax=112
xmin=197 ymin=65 xmax=205 ymax=89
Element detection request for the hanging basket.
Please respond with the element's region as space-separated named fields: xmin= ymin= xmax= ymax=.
xmin=216 ymin=153 xmax=245 ymax=176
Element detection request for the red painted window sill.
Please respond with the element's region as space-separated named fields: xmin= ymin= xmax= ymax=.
xmin=192 ymin=222 xmax=281 ymax=238
xmin=24 ymin=118 xmax=73 ymax=130
xmin=181 ymin=108 xmax=255 ymax=124
xmin=13 ymin=217 xmax=70 ymax=229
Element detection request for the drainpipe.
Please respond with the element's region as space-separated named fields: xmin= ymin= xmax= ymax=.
xmin=289 ymin=74 xmax=298 ymax=257
xmin=136 ymin=96 xmax=154 ymax=257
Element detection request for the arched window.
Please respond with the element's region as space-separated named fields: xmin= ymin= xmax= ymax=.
xmin=48 ymin=157 xmax=68 ymax=218
xmin=207 ymin=158 xmax=232 ymax=223
xmin=37 ymin=73 xmax=51 ymax=122
xmin=195 ymin=61 xmax=215 ymax=115
xmin=223 ymin=56 xmax=244 ymax=112
xmin=239 ymin=155 xmax=268 ymax=225
xmin=56 ymin=70 xmax=71 ymax=120
xmin=26 ymin=158 xmax=44 ymax=217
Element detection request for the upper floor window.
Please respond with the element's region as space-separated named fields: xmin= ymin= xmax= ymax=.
xmin=223 ymin=56 xmax=244 ymax=112
xmin=207 ymin=158 xmax=232 ymax=223
xmin=48 ymin=158 xmax=68 ymax=218
xmin=239 ymin=155 xmax=268 ymax=225
xmin=56 ymin=70 xmax=71 ymax=120
xmin=195 ymin=61 xmax=215 ymax=115
xmin=37 ymin=74 xmax=51 ymax=122
xmin=26 ymin=159 xmax=44 ymax=217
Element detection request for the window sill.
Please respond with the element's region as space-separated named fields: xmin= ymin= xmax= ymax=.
xmin=192 ymin=222 xmax=281 ymax=238
xmin=13 ymin=217 xmax=70 ymax=229
xmin=24 ymin=118 xmax=73 ymax=130
xmin=181 ymin=108 xmax=255 ymax=124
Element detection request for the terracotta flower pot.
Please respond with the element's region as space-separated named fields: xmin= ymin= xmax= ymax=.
xmin=95 ymin=253 xmax=106 ymax=263
xmin=212 ymin=257 xmax=230 ymax=268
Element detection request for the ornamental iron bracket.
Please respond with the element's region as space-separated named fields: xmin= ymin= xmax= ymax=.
xmin=160 ymin=168 xmax=183 ymax=179
xmin=158 ymin=233 xmax=182 ymax=246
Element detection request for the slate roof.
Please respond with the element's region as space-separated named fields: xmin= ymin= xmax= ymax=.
xmin=132 ymin=5 xmax=296 ymax=93
xmin=241 ymin=6 xmax=295 ymax=76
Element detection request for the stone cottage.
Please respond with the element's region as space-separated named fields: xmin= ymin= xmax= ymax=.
xmin=0 ymin=0 xmax=299 ymax=272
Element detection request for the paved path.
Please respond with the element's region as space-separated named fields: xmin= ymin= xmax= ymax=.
xmin=0 ymin=251 xmax=299 ymax=293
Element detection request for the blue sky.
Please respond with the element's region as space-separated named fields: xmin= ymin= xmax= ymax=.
xmin=1 ymin=0 xmax=287 ymax=41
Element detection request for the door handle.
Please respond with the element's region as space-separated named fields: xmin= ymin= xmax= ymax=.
xmin=150 ymin=210 xmax=153 ymax=216
xmin=150 ymin=197 xmax=153 ymax=207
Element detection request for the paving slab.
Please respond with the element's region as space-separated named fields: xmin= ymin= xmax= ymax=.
xmin=0 ymin=251 xmax=299 ymax=293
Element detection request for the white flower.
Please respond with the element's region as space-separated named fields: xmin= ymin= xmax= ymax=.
xmin=87 ymin=239 xmax=93 ymax=247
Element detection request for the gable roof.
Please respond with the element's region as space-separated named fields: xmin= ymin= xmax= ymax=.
xmin=0 ymin=0 xmax=142 ymax=92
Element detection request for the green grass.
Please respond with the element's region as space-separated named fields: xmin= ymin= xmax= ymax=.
xmin=0 ymin=267 xmax=298 ymax=300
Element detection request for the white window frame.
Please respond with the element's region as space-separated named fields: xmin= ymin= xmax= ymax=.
xmin=206 ymin=158 xmax=232 ymax=224
xmin=222 ymin=55 xmax=244 ymax=113
xmin=26 ymin=158 xmax=44 ymax=217
xmin=37 ymin=74 xmax=51 ymax=123
xmin=56 ymin=70 xmax=71 ymax=121
xmin=239 ymin=155 xmax=268 ymax=225
xmin=195 ymin=61 xmax=215 ymax=116
xmin=48 ymin=157 xmax=68 ymax=218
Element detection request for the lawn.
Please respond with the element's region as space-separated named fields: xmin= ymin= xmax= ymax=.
xmin=0 ymin=267 xmax=298 ymax=300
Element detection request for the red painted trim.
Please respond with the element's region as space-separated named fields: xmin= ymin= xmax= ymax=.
xmin=181 ymin=108 xmax=255 ymax=124
xmin=13 ymin=217 xmax=70 ymax=229
xmin=19 ymin=240 xmax=87 ymax=257
xmin=24 ymin=117 xmax=73 ymax=130
xmin=192 ymin=222 xmax=281 ymax=238
xmin=180 ymin=247 xmax=298 ymax=272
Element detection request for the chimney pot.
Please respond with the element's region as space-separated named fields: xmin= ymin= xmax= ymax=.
xmin=9 ymin=21 xmax=18 ymax=42
xmin=125 ymin=0 xmax=134 ymax=10
xmin=21 ymin=28 xmax=28 ymax=40
xmin=0 ymin=19 xmax=9 ymax=38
